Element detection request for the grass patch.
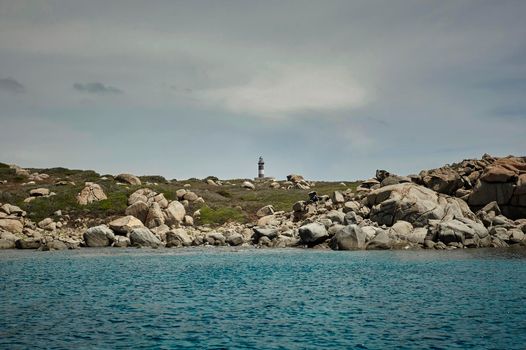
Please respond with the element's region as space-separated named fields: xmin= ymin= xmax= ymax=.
xmin=86 ymin=191 xmax=129 ymax=216
xmin=198 ymin=206 xmax=247 ymax=226
xmin=20 ymin=187 xmax=81 ymax=222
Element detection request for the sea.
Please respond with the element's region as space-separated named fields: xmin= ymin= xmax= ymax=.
xmin=1 ymin=247 xmax=525 ymax=349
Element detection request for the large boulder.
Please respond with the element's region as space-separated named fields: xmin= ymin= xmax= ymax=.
xmin=253 ymin=227 xmax=279 ymax=241
xmin=38 ymin=218 xmax=56 ymax=231
xmin=125 ymin=201 xmax=149 ymax=223
xmin=388 ymin=221 xmax=415 ymax=241
xmin=366 ymin=183 xmax=476 ymax=227
xmin=256 ymin=205 xmax=275 ymax=218
xmin=287 ymin=174 xmax=304 ymax=183
xmin=0 ymin=239 xmax=16 ymax=249
xmin=77 ymin=183 xmax=107 ymax=205
xmin=129 ymin=227 xmax=162 ymax=248
xmin=434 ymin=220 xmax=472 ymax=245
xmin=116 ymin=173 xmax=142 ymax=186
xmin=113 ymin=236 xmax=131 ymax=247
xmin=108 ymin=215 xmax=144 ymax=235
xmin=419 ymin=167 xmax=463 ymax=195
xmin=183 ymin=191 xmax=199 ymax=202
xmin=145 ymin=202 xmax=165 ymax=228
xmin=0 ymin=204 xmax=26 ymax=217
xmin=226 ymin=232 xmax=244 ymax=246
xmin=204 ymin=232 xmax=226 ymax=245
xmin=166 ymin=229 xmax=193 ymax=247
xmin=331 ymin=191 xmax=345 ymax=204
xmin=298 ymin=223 xmax=329 ymax=245
xmin=164 ymin=201 xmax=186 ymax=225
xmin=0 ymin=231 xmax=18 ymax=249
xmin=481 ymin=165 xmax=518 ymax=183
xmin=366 ymin=230 xmax=393 ymax=250
xmin=242 ymin=181 xmax=255 ymax=190
xmin=0 ymin=219 xmax=23 ymax=234
xmin=42 ymin=240 xmax=68 ymax=251
xmin=83 ymin=225 xmax=115 ymax=247
xmin=330 ymin=225 xmax=366 ymax=250
xmin=29 ymin=188 xmax=50 ymax=197
xmin=468 ymin=181 xmax=515 ymax=206
xmin=326 ymin=210 xmax=345 ymax=224
xmin=128 ymin=188 xmax=156 ymax=205
xmin=16 ymin=238 xmax=42 ymax=249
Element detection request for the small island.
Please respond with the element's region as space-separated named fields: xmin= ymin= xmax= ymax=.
xmin=1 ymin=154 xmax=525 ymax=251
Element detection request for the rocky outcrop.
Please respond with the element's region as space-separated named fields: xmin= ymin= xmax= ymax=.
xmin=77 ymin=183 xmax=107 ymax=205
xmin=286 ymin=174 xmax=311 ymax=190
xmin=124 ymin=188 xmax=188 ymax=229
xmin=366 ymin=183 xmax=475 ymax=227
xmin=409 ymin=155 xmax=526 ymax=219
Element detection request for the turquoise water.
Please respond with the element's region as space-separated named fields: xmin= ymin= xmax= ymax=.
xmin=1 ymin=248 xmax=526 ymax=350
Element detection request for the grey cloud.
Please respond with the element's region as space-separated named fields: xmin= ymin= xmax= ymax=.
xmin=491 ymin=106 xmax=526 ymax=120
xmin=0 ymin=77 xmax=25 ymax=94
xmin=477 ymin=78 xmax=526 ymax=91
xmin=73 ymin=82 xmax=123 ymax=95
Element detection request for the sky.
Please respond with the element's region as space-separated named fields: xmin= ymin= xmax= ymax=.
xmin=0 ymin=0 xmax=525 ymax=180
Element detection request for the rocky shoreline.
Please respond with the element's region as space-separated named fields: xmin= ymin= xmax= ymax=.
xmin=1 ymin=154 xmax=525 ymax=251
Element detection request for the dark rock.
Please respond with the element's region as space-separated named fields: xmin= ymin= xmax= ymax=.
xmin=299 ymin=223 xmax=329 ymax=246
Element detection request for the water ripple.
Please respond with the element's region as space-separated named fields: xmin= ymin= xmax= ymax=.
xmin=1 ymin=248 xmax=526 ymax=349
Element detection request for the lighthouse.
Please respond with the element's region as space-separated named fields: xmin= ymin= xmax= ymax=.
xmin=258 ymin=156 xmax=265 ymax=178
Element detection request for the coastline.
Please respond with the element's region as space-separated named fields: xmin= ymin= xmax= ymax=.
xmin=1 ymin=154 xmax=526 ymax=252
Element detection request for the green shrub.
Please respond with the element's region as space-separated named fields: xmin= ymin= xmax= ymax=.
xmin=216 ymin=189 xmax=232 ymax=198
xmin=140 ymin=175 xmax=168 ymax=184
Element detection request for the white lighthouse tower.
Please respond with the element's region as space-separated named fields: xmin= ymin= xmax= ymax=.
xmin=258 ymin=156 xmax=265 ymax=178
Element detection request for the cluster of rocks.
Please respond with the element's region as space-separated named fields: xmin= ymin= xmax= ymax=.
xmin=277 ymin=155 xmax=526 ymax=250
xmin=250 ymin=180 xmax=526 ymax=250
xmin=83 ymin=218 xmax=253 ymax=249
xmin=8 ymin=164 xmax=50 ymax=183
xmin=285 ymin=174 xmax=313 ymax=190
xmin=0 ymin=202 xmax=81 ymax=251
xmin=412 ymin=155 xmax=525 ymax=219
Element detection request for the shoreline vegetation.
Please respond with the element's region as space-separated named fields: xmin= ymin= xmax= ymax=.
xmin=0 ymin=154 xmax=525 ymax=252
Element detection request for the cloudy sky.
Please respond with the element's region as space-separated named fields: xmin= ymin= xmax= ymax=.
xmin=0 ymin=0 xmax=525 ymax=180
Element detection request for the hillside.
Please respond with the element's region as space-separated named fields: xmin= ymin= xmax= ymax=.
xmin=0 ymin=162 xmax=356 ymax=226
